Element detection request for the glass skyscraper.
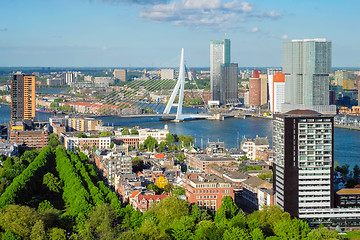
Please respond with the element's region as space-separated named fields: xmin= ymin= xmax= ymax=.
xmin=210 ymin=39 xmax=231 ymax=102
xmin=282 ymin=39 xmax=333 ymax=113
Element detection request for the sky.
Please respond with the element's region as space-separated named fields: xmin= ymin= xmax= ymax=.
xmin=0 ymin=0 xmax=359 ymax=68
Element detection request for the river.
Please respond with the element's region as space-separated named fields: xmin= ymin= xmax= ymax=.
xmin=0 ymin=104 xmax=359 ymax=169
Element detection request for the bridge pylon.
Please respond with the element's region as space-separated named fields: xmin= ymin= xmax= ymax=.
xmin=163 ymin=48 xmax=185 ymax=121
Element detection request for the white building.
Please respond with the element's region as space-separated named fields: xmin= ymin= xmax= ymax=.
xmin=138 ymin=125 xmax=169 ymax=144
xmin=62 ymin=133 xmax=111 ymax=152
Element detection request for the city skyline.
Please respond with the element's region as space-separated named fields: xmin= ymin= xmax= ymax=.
xmin=0 ymin=0 xmax=359 ymax=67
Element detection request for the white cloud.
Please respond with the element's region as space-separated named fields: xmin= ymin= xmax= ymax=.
xmin=138 ymin=0 xmax=281 ymax=30
xmin=281 ymin=34 xmax=289 ymax=39
xmin=251 ymin=27 xmax=259 ymax=33
xmin=184 ymin=0 xmax=221 ymax=9
xmin=102 ymin=0 xmax=281 ymax=30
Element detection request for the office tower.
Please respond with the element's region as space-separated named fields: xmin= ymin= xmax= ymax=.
xmin=65 ymin=72 xmax=73 ymax=85
xmin=283 ymin=39 xmax=334 ymax=113
xmin=249 ymin=78 xmax=261 ymax=106
xmin=249 ymin=76 xmax=267 ymax=107
xmin=335 ymin=70 xmax=348 ymax=86
xmin=161 ymin=69 xmax=175 ymax=80
xmin=273 ymin=110 xmax=334 ymax=218
xmin=259 ymin=74 xmax=268 ymax=106
xmin=267 ymin=68 xmax=282 ymax=112
xmin=273 ymin=72 xmax=285 ymax=113
xmin=11 ymin=73 xmax=35 ymax=121
xmin=220 ymin=63 xmax=238 ymax=105
xmin=210 ymin=39 xmax=230 ymax=102
xmin=113 ymin=69 xmax=127 ymax=81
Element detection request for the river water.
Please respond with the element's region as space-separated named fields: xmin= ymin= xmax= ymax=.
xmin=1 ymin=103 xmax=359 ymax=169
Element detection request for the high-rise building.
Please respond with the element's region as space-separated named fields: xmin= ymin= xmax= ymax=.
xmin=282 ymin=39 xmax=334 ymax=113
xmin=273 ymin=110 xmax=334 ymax=218
xmin=249 ymin=78 xmax=261 ymax=107
xmin=249 ymin=76 xmax=267 ymax=107
xmin=161 ymin=69 xmax=175 ymax=80
xmin=259 ymin=74 xmax=268 ymax=106
xmin=65 ymin=72 xmax=74 ymax=85
xmin=220 ymin=63 xmax=238 ymax=105
xmin=113 ymin=69 xmax=127 ymax=81
xmin=273 ymin=72 xmax=285 ymax=113
xmin=267 ymin=68 xmax=282 ymax=112
xmin=335 ymin=70 xmax=348 ymax=86
xmin=210 ymin=39 xmax=230 ymax=102
xmin=11 ymin=73 xmax=35 ymax=121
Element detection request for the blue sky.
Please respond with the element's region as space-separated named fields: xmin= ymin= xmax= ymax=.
xmin=0 ymin=0 xmax=359 ymax=67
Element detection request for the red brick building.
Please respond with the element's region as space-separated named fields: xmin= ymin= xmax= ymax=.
xmin=115 ymin=135 xmax=139 ymax=147
xmin=10 ymin=130 xmax=48 ymax=150
xmin=130 ymin=191 xmax=168 ymax=212
xmin=249 ymin=78 xmax=261 ymax=106
xmin=183 ymin=173 xmax=234 ymax=211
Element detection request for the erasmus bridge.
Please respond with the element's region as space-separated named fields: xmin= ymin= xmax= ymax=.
xmin=93 ymin=48 xmax=214 ymax=121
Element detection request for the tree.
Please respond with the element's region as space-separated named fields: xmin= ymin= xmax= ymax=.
xmin=88 ymin=204 xmax=119 ymax=240
xmin=0 ymin=205 xmax=39 ymax=239
xmin=143 ymin=136 xmax=158 ymax=152
xmin=50 ymin=102 xmax=56 ymax=109
xmin=122 ymin=128 xmax=129 ymax=135
xmin=38 ymin=200 xmax=54 ymax=212
xmin=172 ymin=186 xmax=186 ymax=196
xmin=100 ymin=131 xmax=113 ymax=137
xmin=1 ymin=231 xmax=21 ymax=240
xmin=354 ymin=164 xmax=360 ymax=179
xmin=110 ymin=141 xmax=114 ymax=149
xmin=273 ymin=218 xmax=310 ymax=240
xmin=146 ymin=196 xmax=189 ymax=233
xmin=346 ymin=178 xmax=358 ymax=188
xmin=43 ymin=173 xmax=62 ymax=193
xmin=158 ymin=142 xmax=166 ymax=152
xmin=47 ymin=228 xmax=66 ymax=240
xmin=48 ymin=134 xmax=61 ymax=149
xmin=171 ymin=216 xmax=195 ymax=240
xmin=307 ymin=226 xmax=339 ymax=240
xmin=258 ymin=171 xmax=273 ymax=180
xmin=147 ymin=184 xmax=162 ymax=195
xmin=30 ymin=220 xmax=46 ymax=240
xmin=130 ymin=129 xmax=139 ymax=135
xmin=194 ymin=220 xmax=222 ymax=240
xmin=76 ymin=133 xmax=87 ymax=138
xmin=214 ymin=196 xmax=238 ymax=223
xmin=165 ymin=133 xmax=175 ymax=146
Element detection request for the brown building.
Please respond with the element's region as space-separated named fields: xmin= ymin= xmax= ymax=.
xmin=249 ymin=76 xmax=267 ymax=107
xmin=183 ymin=173 xmax=234 ymax=211
xmin=10 ymin=130 xmax=48 ymax=150
xmin=113 ymin=69 xmax=127 ymax=81
xmin=336 ymin=189 xmax=360 ymax=208
xmin=249 ymin=78 xmax=261 ymax=106
xmin=11 ymin=73 xmax=35 ymax=121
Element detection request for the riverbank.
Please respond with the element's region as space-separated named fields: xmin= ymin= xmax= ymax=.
xmin=334 ymin=124 xmax=360 ymax=131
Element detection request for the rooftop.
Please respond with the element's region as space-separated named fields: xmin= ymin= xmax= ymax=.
xmin=337 ymin=189 xmax=360 ymax=195
xmin=284 ymin=109 xmax=321 ymax=116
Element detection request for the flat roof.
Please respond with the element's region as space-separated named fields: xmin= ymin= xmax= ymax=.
xmin=337 ymin=189 xmax=360 ymax=195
